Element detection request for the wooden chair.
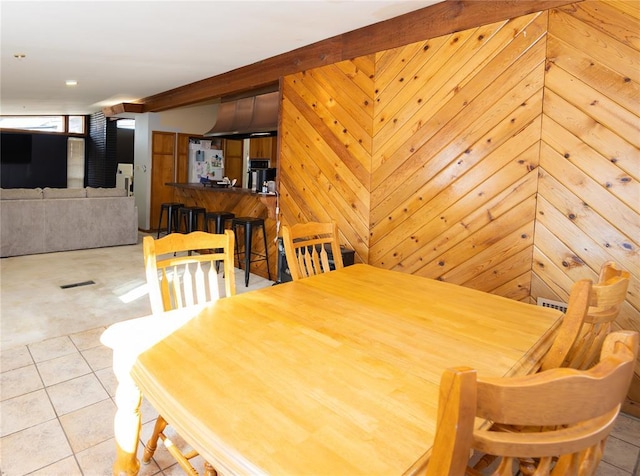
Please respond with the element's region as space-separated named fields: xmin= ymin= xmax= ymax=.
xmin=539 ymin=279 xmax=592 ymax=372
xmin=143 ymin=230 xmax=236 ymax=314
xmin=141 ymin=230 xmax=236 ymax=475
xmin=475 ymin=264 xmax=630 ymax=472
xmin=426 ymin=330 xmax=639 ymax=476
xmin=563 ymin=261 xmax=630 ymax=370
xmin=281 ymin=221 xmax=343 ymax=281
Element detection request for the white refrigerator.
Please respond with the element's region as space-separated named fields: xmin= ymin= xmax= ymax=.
xmin=188 ymin=138 xmax=224 ymax=183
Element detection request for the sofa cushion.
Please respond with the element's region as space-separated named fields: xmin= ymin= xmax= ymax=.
xmin=0 ymin=199 xmax=45 ymax=256
xmin=43 ymin=187 xmax=87 ymax=199
xmin=0 ymin=188 xmax=43 ymax=200
xmin=86 ymin=187 xmax=127 ymax=198
xmin=42 ymin=196 xmax=138 ymax=252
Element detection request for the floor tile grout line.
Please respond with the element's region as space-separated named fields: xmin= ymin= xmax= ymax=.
xmin=31 ymin=341 xmax=88 ymax=475
xmin=18 ymin=333 xmax=117 ymax=475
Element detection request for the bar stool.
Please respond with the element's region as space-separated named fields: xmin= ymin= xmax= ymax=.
xmin=206 ymin=211 xmax=235 ymax=272
xmin=156 ymin=202 xmax=184 ymax=238
xmin=205 ymin=211 xmax=235 ymax=234
xmin=177 ymin=206 xmax=206 ymax=233
xmin=232 ymin=217 xmax=271 ymax=287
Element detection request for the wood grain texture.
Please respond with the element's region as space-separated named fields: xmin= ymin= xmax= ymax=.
xmin=150 ymin=132 xmax=177 ymax=232
xmin=539 ymin=0 xmax=639 ymax=333
xmin=277 ymin=0 xmax=639 ymax=408
xmin=279 ymin=58 xmax=375 ymax=263
xmin=540 ymin=0 xmax=639 ymax=409
xmin=139 ymin=1 xmax=579 ymax=112
xmin=279 ymin=12 xmax=549 ymax=299
xmin=171 ymin=186 xmax=278 ymax=281
xmin=129 ymin=265 xmax=562 ymax=475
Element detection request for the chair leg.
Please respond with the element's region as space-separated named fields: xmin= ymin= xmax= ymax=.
xmin=157 ymin=208 xmax=165 ymax=239
xmin=234 ymin=223 xmax=240 ymax=268
xmin=261 ymin=224 xmax=271 ymax=281
xmin=142 ymin=415 xmax=168 ymax=463
xmin=244 ymin=223 xmax=251 ymax=287
xmin=204 ymin=461 xmax=218 ymax=476
xmin=144 ymin=415 xmax=202 ymax=475
xmin=167 ymin=208 xmax=174 ymax=235
xmin=163 ymin=439 xmax=199 ymax=476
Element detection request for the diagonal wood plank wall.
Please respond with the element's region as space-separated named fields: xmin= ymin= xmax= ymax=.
xmin=537 ymin=0 xmax=639 ymax=334
xmin=537 ymin=0 xmax=640 ymax=402
xmin=278 ymin=0 xmax=638 ymax=358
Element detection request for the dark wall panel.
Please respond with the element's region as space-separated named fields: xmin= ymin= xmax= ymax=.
xmin=116 ymin=127 xmax=134 ymax=165
xmin=1 ymin=132 xmax=67 ymax=188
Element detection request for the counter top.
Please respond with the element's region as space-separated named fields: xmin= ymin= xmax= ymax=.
xmin=167 ymin=183 xmax=276 ymax=197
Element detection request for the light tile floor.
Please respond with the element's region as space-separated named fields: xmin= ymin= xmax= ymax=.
xmin=1 ymin=234 xmax=274 ymax=475
xmin=1 ymin=236 xmax=639 ymax=475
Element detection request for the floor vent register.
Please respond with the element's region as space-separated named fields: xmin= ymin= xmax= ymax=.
xmin=60 ymin=280 xmax=96 ymax=289
xmin=536 ymin=297 xmax=568 ymax=313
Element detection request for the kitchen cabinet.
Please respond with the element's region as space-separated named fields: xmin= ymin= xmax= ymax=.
xmin=249 ymin=137 xmax=277 ymax=160
xmin=150 ymin=132 xmax=177 ymax=232
xmin=176 ymin=133 xmax=192 ymax=183
xmin=223 ymin=139 xmax=244 ymax=185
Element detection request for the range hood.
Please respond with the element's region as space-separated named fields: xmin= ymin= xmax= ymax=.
xmin=204 ymin=91 xmax=279 ymax=140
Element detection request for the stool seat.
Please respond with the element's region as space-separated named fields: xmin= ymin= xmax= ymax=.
xmin=205 ymin=211 xmax=235 ymax=234
xmin=157 ymin=202 xmax=184 ymax=238
xmin=177 ymin=207 xmax=207 ymax=256
xmin=177 ymin=206 xmax=206 ymax=233
xmin=232 ymin=217 xmax=271 ymax=287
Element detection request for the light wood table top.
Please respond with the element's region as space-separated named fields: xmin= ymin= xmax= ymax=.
xmin=122 ymin=264 xmax=562 ymax=475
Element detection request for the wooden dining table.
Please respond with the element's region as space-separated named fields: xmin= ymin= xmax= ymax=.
xmin=103 ymin=264 xmax=563 ymax=476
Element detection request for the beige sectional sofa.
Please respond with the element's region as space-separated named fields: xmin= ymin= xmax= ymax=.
xmin=0 ymin=187 xmax=138 ymax=258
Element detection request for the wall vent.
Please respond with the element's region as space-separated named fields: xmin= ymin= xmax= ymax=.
xmin=537 ymin=297 xmax=568 ymax=313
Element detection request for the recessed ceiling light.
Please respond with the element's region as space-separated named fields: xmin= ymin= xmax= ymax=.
xmin=13 ymin=53 xmax=26 ymax=59
xmin=65 ymin=80 xmax=78 ymax=86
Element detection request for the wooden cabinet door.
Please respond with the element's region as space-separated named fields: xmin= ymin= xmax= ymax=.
xmin=150 ymin=131 xmax=176 ymax=232
xmin=248 ymin=137 xmax=276 ymax=161
xmin=176 ymin=133 xmax=193 ymax=184
xmin=224 ymin=139 xmax=244 ymax=186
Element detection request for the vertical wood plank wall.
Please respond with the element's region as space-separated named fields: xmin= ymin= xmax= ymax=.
xmin=278 ymin=0 xmax=639 ymax=373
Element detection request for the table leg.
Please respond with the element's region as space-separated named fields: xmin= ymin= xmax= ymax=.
xmin=112 ymin=349 xmax=142 ymax=476
xmin=102 ymin=312 xmax=199 ymax=476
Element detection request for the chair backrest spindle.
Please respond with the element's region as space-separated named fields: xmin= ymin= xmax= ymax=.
xmin=282 ymin=221 xmax=344 ymax=281
xmin=144 ymin=230 xmax=236 ymax=314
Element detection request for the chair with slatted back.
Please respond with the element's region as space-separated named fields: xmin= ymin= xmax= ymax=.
xmin=144 ymin=230 xmax=236 ymax=314
xmin=476 ymin=268 xmax=629 ymax=473
xmin=538 ymin=279 xmax=592 ymax=372
xmin=141 ymin=230 xmax=236 ymax=475
xmin=563 ymin=261 xmax=631 ymax=370
xmin=472 ymin=278 xmax=592 ymax=472
xmin=281 ymin=221 xmax=343 ymax=281
xmin=425 ymin=330 xmax=639 ymax=476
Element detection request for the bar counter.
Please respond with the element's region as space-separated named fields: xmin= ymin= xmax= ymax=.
xmin=168 ymin=183 xmax=277 ymax=282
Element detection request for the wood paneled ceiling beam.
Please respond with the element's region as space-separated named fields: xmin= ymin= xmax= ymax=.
xmin=102 ymin=102 xmax=144 ymax=117
xmin=140 ymin=0 xmax=580 ymax=112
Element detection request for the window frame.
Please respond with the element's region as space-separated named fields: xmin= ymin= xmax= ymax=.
xmin=0 ymin=115 xmax=87 ymax=136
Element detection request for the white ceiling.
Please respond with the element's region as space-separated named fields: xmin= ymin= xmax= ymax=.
xmin=1 ymin=0 xmax=443 ymax=116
